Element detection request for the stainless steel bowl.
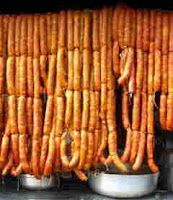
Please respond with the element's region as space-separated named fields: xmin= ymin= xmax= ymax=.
xmin=89 ymin=172 xmax=159 ymax=198
xmin=20 ymin=174 xmax=60 ymax=190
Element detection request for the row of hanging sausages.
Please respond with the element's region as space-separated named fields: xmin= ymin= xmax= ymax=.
xmin=0 ymin=9 xmax=127 ymax=180
xmin=2 ymin=4 xmax=173 ymax=180
xmin=113 ymin=5 xmax=173 ymax=132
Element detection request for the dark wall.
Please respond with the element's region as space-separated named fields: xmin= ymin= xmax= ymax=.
xmin=1 ymin=0 xmax=173 ymax=14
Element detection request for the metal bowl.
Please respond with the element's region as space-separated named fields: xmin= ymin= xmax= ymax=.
xmin=88 ymin=172 xmax=159 ymax=198
xmin=20 ymin=174 xmax=60 ymax=190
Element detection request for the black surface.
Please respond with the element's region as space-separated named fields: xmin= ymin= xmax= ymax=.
xmin=0 ymin=0 xmax=118 ymax=14
xmin=0 ymin=0 xmax=173 ymax=14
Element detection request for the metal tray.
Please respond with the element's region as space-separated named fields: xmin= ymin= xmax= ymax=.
xmin=19 ymin=174 xmax=60 ymax=190
xmin=88 ymin=172 xmax=159 ymax=198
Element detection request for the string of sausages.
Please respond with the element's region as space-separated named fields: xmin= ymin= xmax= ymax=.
xmin=0 ymin=5 xmax=173 ymax=180
xmin=113 ymin=5 xmax=173 ymax=173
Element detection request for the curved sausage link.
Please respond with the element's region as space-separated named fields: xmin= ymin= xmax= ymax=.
xmin=108 ymin=130 xmax=128 ymax=173
xmin=74 ymin=169 xmax=88 ymax=181
xmin=147 ymin=134 xmax=159 ymax=173
xmin=69 ymin=131 xmax=80 ymax=169
xmin=60 ymin=132 xmax=70 ymax=169
xmin=43 ymin=127 xmax=55 ymax=176
xmin=84 ymin=132 xmax=94 ymax=170
xmin=40 ymin=135 xmax=49 ymax=174
xmin=78 ymin=130 xmax=87 ymax=170
xmin=54 ymin=136 xmax=61 ymax=172
xmin=2 ymin=151 xmax=13 ymax=176
xmin=121 ymin=128 xmax=132 ymax=163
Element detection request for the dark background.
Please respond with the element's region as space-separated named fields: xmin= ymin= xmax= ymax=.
xmin=0 ymin=0 xmax=173 ymax=14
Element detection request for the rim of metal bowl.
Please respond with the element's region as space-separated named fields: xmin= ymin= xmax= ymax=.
xmin=89 ymin=171 xmax=160 ymax=178
xmin=19 ymin=174 xmax=57 ymax=179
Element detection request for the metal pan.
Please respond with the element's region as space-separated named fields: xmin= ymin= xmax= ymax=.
xmin=19 ymin=174 xmax=60 ymax=190
xmin=88 ymin=172 xmax=159 ymax=198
